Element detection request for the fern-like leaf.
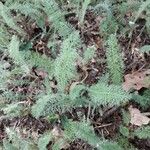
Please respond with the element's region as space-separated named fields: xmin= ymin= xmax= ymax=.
xmin=79 ymin=0 xmax=91 ymax=24
xmin=31 ymin=94 xmax=58 ymax=118
xmin=0 ymin=2 xmax=25 ymax=35
xmin=54 ymin=31 xmax=80 ymax=91
xmin=140 ymin=45 xmax=150 ymax=53
xmin=8 ymin=35 xmax=30 ymax=73
xmin=101 ymin=141 xmax=123 ymax=150
xmin=63 ymin=119 xmax=123 ymax=150
xmin=3 ymin=127 xmax=35 ymax=150
xmin=3 ymin=139 xmax=17 ymax=150
xmin=41 ymin=0 xmax=74 ymax=38
xmin=2 ymin=102 xmax=23 ymax=118
xmin=0 ymin=25 xmax=10 ymax=50
xmin=133 ymin=126 xmax=150 ymax=139
xmin=89 ymin=81 xmax=130 ymax=106
xmin=106 ymin=34 xmax=124 ymax=84
xmin=132 ymin=90 xmax=150 ymax=109
xmin=31 ymin=91 xmax=84 ymax=118
xmin=134 ymin=0 xmax=150 ymax=23
xmin=63 ymin=119 xmax=102 ymax=149
xmin=82 ymin=46 xmax=95 ymax=64
xmin=38 ymin=132 xmax=52 ymax=150
xmin=23 ymin=51 xmax=54 ymax=76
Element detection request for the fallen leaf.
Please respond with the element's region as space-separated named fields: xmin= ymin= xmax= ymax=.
xmin=123 ymin=70 xmax=150 ymax=91
xmin=129 ymin=106 xmax=150 ymax=126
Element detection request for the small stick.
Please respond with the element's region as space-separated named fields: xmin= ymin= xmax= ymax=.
xmin=101 ymin=106 xmax=120 ymax=121
xmin=94 ymin=123 xmax=112 ymax=129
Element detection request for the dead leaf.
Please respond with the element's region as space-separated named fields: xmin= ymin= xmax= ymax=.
xmin=129 ymin=106 xmax=150 ymax=126
xmin=123 ymin=70 xmax=150 ymax=91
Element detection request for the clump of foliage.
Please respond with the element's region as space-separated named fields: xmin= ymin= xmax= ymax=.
xmin=0 ymin=0 xmax=150 ymax=150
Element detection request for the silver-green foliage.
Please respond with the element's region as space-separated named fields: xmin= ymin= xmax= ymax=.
xmin=0 ymin=1 xmax=144 ymax=149
xmin=0 ymin=2 xmax=25 ymax=35
xmin=31 ymin=90 xmax=85 ymax=118
xmin=119 ymin=125 xmax=129 ymax=138
xmin=140 ymin=45 xmax=150 ymax=53
xmin=100 ymin=141 xmax=123 ymax=150
xmin=63 ymin=119 xmax=123 ymax=150
xmin=132 ymin=89 xmax=150 ymax=109
xmin=2 ymin=102 xmax=23 ymax=118
xmin=36 ymin=119 xmax=123 ymax=150
xmin=134 ymin=0 xmax=150 ymax=23
xmin=64 ymin=119 xmax=96 ymax=138
xmin=133 ymin=126 xmax=150 ymax=139
xmin=94 ymin=1 xmax=118 ymax=37
xmin=3 ymin=128 xmax=36 ymax=150
xmin=0 ymin=25 xmax=10 ymax=50
xmin=31 ymin=93 xmax=64 ymax=118
xmin=0 ymin=61 xmax=10 ymax=90
xmin=82 ymin=46 xmax=95 ymax=64
xmin=106 ymin=34 xmax=124 ymax=84
xmin=64 ymin=119 xmax=102 ymax=149
xmin=23 ymin=51 xmax=54 ymax=76
xmin=54 ymin=31 xmax=80 ymax=91
xmin=41 ymin=0 xmax=74 ymax=38
xmin=89 ymin=81 xmax=130 ymax=106
xmin=79 ymin=0 xmax=91 ymax=24
xmin=8 ymin=35 xmax=30 ymax=74
xmin=38 ymin=132 xmax=52 ymax=150
xmin=100 ymin=16 xmax=118 ymax=38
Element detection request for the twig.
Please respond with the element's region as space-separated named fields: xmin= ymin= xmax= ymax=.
xmin=94 ymin=123 xmax=112 ymax=129
xmin=101 ymin=106 xmax=120 ymax=121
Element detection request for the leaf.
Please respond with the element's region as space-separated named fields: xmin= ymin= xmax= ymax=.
xmin=19 ymin=42 xmax=32 ymax=51
xmin=119 ymin=125 xmax=129 ymax=137
xmin=79 ymin=0 xmax=91 ymax=24
xmin=101 ymin=141 xmax=123 ymax=150
xmin=2 ymin=103 xmax=23 ymax=118
xmin=0 ymin=2 xmax=25 ymax=35
xmin=89 ymin=81 xmax=130 ymax=106
xmin=3 ymin=139 xmax=17 ymax=150
xmin=52 ymin=138 xmax=69 ymax=150
xmin=134 ymin=0 xmax=150 ymax=23
xmin=132 ymin=89 xmax=150 ymax=109
xmin=83 ymin=46 xmax=96 ymax=63
xmin=106 ymin=34 xmax=124 ymax=84
xmin=38 ymin=132 xmax=52 ymax=150
xmin=31 ymin=95 xmax=51 ymax=118
xmin=122 ymin=109 xmax=130 ymax=126
xmin=8 ymin=35 xmax=30 ymax=74
xmin=123 ymin=70 xmax=150 ymax=91
xmin=140 ymin=45 xmax=150 ymax=53
xmin=129 ymin=106 xmax=150 ymax=126
xmin=133 ymin=126 xmax=150 ymax=139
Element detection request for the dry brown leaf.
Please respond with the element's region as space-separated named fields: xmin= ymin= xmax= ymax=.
xmin=122 ymin=70 xmax=150 ymax=91
xmin=129 ymin=106 xmax=150 ymax=126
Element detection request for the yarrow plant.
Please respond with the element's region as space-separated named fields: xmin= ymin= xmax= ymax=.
xmin=0 ymin=0 xmax=150 ymax=149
